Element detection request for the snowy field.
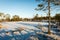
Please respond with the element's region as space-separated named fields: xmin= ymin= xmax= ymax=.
xmin=0 ymin=21 xmax=60 ymax=40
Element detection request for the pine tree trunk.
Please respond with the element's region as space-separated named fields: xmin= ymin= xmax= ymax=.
xmin=48 ymin=0 xmax=51 ymax=34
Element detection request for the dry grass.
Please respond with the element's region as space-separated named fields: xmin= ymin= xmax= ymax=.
xmin=0 ymin=23 xmax=9 ymax=29
xmin=0 ymin=24 xmax=3 ymax=29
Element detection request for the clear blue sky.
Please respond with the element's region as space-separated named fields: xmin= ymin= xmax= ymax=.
xmin=0 ymin=0 xmax=60 ymax=18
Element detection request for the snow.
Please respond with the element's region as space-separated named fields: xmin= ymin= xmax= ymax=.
xmin=0 ymin=21 xmax=60 ymax=40
xmin=1 ymin=22 xmax=40 ymax=31
xmin=0 ymin=22 xmax=41 ymax=38
xmin=0 ymin=22 xmax=58 ymax=34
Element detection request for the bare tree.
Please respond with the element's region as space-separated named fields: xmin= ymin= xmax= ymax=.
xmin=0 ymin=13 xmax=4 ymax=22
xmin=5 ymin=14 xmax=10 ymax=21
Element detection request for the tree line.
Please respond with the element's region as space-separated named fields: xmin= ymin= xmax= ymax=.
xmin=0 ymin=13 xmax=60 ymax=22
xmin=0 ymin=13 xmax=22 ymax=22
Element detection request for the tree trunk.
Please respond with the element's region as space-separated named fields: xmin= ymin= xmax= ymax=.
xmin=48 ymin=0 xmax=51 ymax=34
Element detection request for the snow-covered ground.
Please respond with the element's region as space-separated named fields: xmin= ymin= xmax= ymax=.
xmin=0 ymin=21 xmax=60 ymax=40
xmin=1 ymin=22 xmax=40 ymax=31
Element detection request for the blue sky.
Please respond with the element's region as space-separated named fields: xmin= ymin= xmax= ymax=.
xmin=0 ymin=0 xmax=60 ymax=18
